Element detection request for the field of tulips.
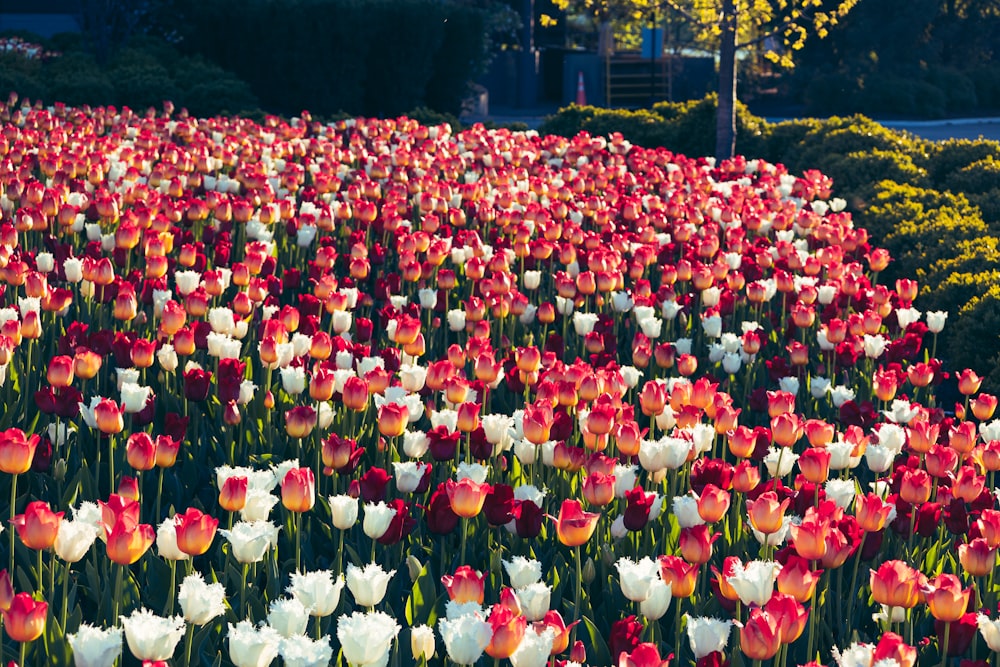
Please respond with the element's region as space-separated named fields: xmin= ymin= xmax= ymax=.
xmin=0 ymin=95 xmax=994 ymax=667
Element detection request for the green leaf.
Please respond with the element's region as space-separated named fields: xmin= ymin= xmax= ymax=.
xmin=404 ymin=562 xmax=440 ymax=627
xmin=582 ymin=614 xmax=611 ymax=665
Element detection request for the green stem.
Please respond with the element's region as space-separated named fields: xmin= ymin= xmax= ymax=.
xmin=459 ymin=516 xmax=468 ymax=566
xmin=155 ymin=467 xmax=164 ymax=526
xmin=112 ymin=563 xmax=124 ymax=626
xmin=61 ymin=562 xmax=70 ymax=631
xmin=335 ymin=529 xmax=345 ymax=579
xmin=295 ymin=511 xmax=302 ymax=573
xmin=183 ymin=621 xmax=195 ymax=667
xmin=845 ymin=533 xmax=867 ymax=636
xmin=108 ymin=432 xmax=115 ymax=497
xmin=241 ymin=562 xmax=249 ymax=619
xmin=9 ymin=472 xmax=17 ymax=575
xmin=806 ymin=562 xmax=818 ymax=662
xmin=572 ymin=544 xmax=582 ymax=646
xmin=35 ymin=548 xmax=43 ymax=596
xmin=940 ymin=620 xmax=951 ymax=667
xmin=166 ymin=559 xmax=177 ymax=617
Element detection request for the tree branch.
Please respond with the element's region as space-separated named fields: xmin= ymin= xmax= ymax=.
xmin=658 ymin=0 xmax=714 ymax=30
xmin=735 ymin=11 xmax=814 ymax=49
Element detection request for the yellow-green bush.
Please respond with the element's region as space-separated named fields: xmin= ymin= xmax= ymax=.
xmin=947 ymin=282 xmax=1000 ymax=390
xmin=924 ymin=138 xmax=1000 ymax=186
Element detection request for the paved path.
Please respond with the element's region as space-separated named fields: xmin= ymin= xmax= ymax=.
xmin=879 ymin=118 xmax=1000 ymax=142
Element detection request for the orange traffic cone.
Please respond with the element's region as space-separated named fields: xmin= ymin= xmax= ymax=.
xmin=576 ymin=71 xmax=587 ymax=106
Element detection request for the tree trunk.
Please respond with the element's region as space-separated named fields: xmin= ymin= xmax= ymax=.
xmin=598 ymin=20 xmax=615 ymax=57
xmin=715 ymin=0 xmax=737 ymax=160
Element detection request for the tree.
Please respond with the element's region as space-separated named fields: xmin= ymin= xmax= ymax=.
xmin=661 ymin=0 xmax=860 ymax=159
xmin=552 ymin=0 xmax=657 ymax=55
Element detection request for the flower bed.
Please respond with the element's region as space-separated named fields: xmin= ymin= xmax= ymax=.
xmin=0 ymin=100 xmax=992 ymax=667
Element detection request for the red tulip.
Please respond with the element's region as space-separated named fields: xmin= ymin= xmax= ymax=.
xmin=618 ymin=643 xmax=671 ymax=667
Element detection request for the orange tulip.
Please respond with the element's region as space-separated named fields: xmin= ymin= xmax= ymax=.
xmin=94 ymin=399 xmax=124 ymax=435
xmin=958 ymin=537 xmax=996 ymax=577
xmin=485 ymin=604 xmax=526 ymax=659
xmin=174 ymin=507 xmax=219 ymax=556
xmin=746 ymin=491 xmax=790 ymax=535
xmin=11 ymin=500 xmax=62 ymax=550
xmin=46 ymin=355 xmax=75 ymax=388
xmin=870 ymin=560 xmax=924 ymax=610
xmin=441 ymin=566 xmax=486 ymax=605
xmin=854 ymin=493 xmax=893 ymax=532
xmin=105 ymin=517 xmax=155 ymax=565
xmin=797 ymin=447 xmax=832 ymax=484
xmin=659 ymin=555 xmax=698 ymax=598
xmin=377 ymin=403 xmax=408 ymax=438
xmin=284 ymin=406 xmax=317 ymax=439
xmin=789 ymin=511 xmax=830 ymax=561
xmin=777 ymin=555 xmax=824 ymax=603
xmin=3 ymin=592 xmax=46 ymax=643
xmin=696 ymin=484 xmax=731 ymax=523
xmin=765 ymin=592 xmax=809 ymax=644
xmin=0 ymin=429 xmax=39 ymax=475
xmin=925 ymin=573 xmax=971 ymax=622
xmin=219 ymin=476 xmax=248 ymax=513
xmin=679 ymin=525 xmax=720 ymax=565
xmin=154 ymin=436 xmax=181 ymax=469
xmin=281 ymin=467 xmax=316 ymax=513
xmin=445 ymin=478 xmax=491 ymax=519
xmin=554 ymin=499 xmax=599 ymax=547
xmin=740 ymin=608 xmax=781 ymax=660
xmin=125 ymin=432 xmax=157 ymax=471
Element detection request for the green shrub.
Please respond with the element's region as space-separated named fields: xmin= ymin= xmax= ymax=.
xmin=944 ymin=156 xmax=1000 ymax=195
xmin=661 ymin=95 xmax=768 ymax=158
xmin=404 ymin=107 xmax=461 ymax=130
xmin=784 ymin=115 xmax=926 ymax=174
xmin=924 ymin=138 xmax=1000 ymax=187
xmin=540 ymin=95 xmax=767 ymax=158
xmin=819 ymin=149 xmax=928 ymax=207
xmin=538 ymin=104 xmax=600 ymax=138
xmin=755 ymin=118 xmax=822 ymax=166
xmin=858 ymin=181 xmax=982 ymax=242
xmin=582 ymin=108 xmax=673 ymax=149
xmin=970 ymin=189 xmax=1000 ymax=227
xmin=0 ymin=53 xmax=47 ymax=103
xmin=47 ymin=72 xmax=116 ymax=108
xmin=918 ymin=235 xmax=1000 ymax=294
xmin=110 ymin=62 xmax=179 ymax=111
xmin=180 ymin=80 xmax=260 ymax=118
xmin=947 ymin=282 xmax=1000 ymax=391
xmin=857 ymin=181 xmax=986 ymax=285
